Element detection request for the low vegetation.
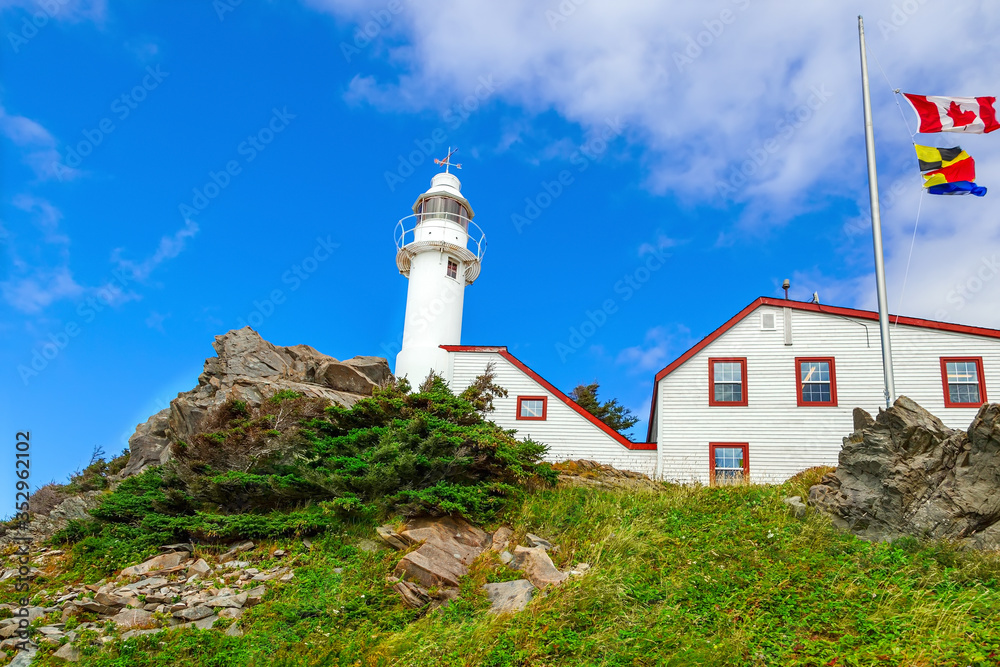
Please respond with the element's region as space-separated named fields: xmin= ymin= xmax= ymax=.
xmin=28 ymin=375 xmax=553 ymax=582
xmin=4 ymin=379 xmax=1000 ymax=666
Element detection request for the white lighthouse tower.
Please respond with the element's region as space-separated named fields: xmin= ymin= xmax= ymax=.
xmin=394 ymin=149 xmax=486 ymax=385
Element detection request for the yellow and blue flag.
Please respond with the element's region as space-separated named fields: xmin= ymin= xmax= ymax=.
xmin=914 ymin=144 xmax=987 ymax=196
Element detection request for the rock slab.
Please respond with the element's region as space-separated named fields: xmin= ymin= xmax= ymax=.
xmin=511 ymin=546 xmax=568 ymax=589
xmin=483 ymin=580 xmax=534 ymax=614
xmin=809 ymin=396 xmax=1000 ymax=549
xmin=392 ymin=515 xmax=493 ymax=606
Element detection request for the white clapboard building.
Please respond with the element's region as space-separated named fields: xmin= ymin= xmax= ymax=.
xmin=393 ymin=166 xmax=1000 ymax=484
xmin=645 ymin=297 xmax=1000 ymax=484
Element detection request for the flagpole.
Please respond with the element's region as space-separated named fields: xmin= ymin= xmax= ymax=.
xmin=859 ymin=15 xmax=896 ymax=408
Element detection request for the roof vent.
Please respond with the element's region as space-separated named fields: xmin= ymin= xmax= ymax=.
xmin=761 ymin=312 xmax=776 ymax=330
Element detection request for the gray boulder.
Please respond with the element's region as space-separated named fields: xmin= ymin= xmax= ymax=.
xmin=122 ymin=328 xmax=392 ymax=477
xmin=510 ymin=545 xmax=568 ymax=589
xmin=483 ymin=580 xmax=534 ymax=614
xmin=809 ymin=396 xmax=1000 ymax=549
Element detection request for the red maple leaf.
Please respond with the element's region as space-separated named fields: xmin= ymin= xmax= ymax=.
xmin=947 ymin=101 xmax=977 ymax=127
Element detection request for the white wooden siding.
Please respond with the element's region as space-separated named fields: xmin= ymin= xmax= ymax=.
xmin=656 ymin=306 xmax=1000 ymax=484
xmin=449 ymin=351 xmax=657 ymax=476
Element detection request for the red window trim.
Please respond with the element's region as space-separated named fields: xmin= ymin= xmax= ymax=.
xmin=708 ymin=357 xmax=748 ymax=406
xmin=516 ymin=395 xmax=548 ymax=421
xmin=940 ymin=357 xmax=988 ymax=408
xmin=795 ymin=357 xmax=838 ymax=407
xmin=442 ymin=346 xmax=656 ymax=451
xmin=646 ymin=296 xmax=1000 ymax=441
xmin=709 ymin=442 xmax=749 ymax=486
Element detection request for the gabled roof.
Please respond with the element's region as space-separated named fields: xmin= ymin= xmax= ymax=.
xmin=441 ymin=345 xmax=656 ymax=451
xmin=645 ymin=296 xmax=1000 ymax=441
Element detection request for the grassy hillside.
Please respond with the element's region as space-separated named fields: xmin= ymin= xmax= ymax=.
xmin=5 ymin=473 xmax=1000 ymax=666
xmin=4 ymin=377 xmax=1000 ymax=666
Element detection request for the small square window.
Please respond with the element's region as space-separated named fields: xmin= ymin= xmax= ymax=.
xmin=796 ymin=357 xmax=837 ymax=406
xmin=941 ymin=357 xmax=987 ymax=407
xmin=709 ymin=358 xmax=748 ymax=406
xmin=446 ymin=258 xmax=458 ymax=279
xmin=710 ymin=443 xmax=748 ymax=485
xmin=517 ymin=396 xmax=547 ymax=420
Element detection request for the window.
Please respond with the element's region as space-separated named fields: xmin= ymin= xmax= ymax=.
xmin=709 ymin=358 xmax=748 ymax=406
xmin=417 ymin=196 xmax=470 ymax=229
xmin=941 ymin=357 xmax=987 ymax=407
xmin=446 ymin=258 xmax=458 ymax=279
xmin=796 ymin=357 xmax=837 ymax=406
xmin=516 ymin=396 xmax=547 ymax=420
xmin=710 ymin=443 xmax=748 ymax=485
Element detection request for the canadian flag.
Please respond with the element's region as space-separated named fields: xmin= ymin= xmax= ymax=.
xmin=903 ymin=93 xmax=999 ymax=134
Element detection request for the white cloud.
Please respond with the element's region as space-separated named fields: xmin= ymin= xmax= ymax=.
xmin=0 ymin=266 xmax=84 ymax=313
xmin=0 ymin=105 xmax=79 ymax=181
xmin=0 ymin=0 xmax=107 ymax=23
xmin=145 ymin=310 xmax=169 ymax=332
xmin=124 ymin=37 xmax=160 ymax=62
xmin=305 ymin=0 xmax=1000 ymax=329
xmin=12 ymin=194 xmax=69 ymax=245
xmin=616 ymin=324 xmax=692 ymax=374
xmin=112 ymin=219 xmax=200 ymax=282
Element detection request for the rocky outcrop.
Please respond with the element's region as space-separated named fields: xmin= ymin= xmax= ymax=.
xmin=380 ymin=516 xmax=590 ymax=612
xmin=510 ymin=545 xmax=568 ymax=589
xmin=0 ymin=541 xmax=293 ymax=656
xmin=552 ymin=459 xmax=661 ymax=491
xmin=809 ymin=396 xmax=1000 ymax=549
xmin=0 ymin=492 xmax=105 ymax=548
xmin=392 ymin=516 xmax=492 ymax=591
xmin=121 ymin=328 xmax=392 ymax=477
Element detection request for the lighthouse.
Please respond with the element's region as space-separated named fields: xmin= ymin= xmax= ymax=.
xmin=393 ymin=149 xmax=486 ymax=385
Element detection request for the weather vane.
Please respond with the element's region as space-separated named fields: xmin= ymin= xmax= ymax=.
xmin=434 ymin=147 xmax=462 ymax=173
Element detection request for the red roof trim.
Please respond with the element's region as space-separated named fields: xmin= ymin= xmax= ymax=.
xmin=645 ymin=296 xmax=1000 ymax=440
xmin=441 ymin=345 xmax=656 ymax=451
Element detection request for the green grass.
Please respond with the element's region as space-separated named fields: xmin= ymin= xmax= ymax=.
xmin=12 ymin=474 xmax=1000 ymax=667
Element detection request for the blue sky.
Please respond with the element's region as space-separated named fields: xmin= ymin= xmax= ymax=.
xmin=2 ymin=1 xmax=1000 ymax=513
